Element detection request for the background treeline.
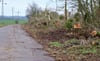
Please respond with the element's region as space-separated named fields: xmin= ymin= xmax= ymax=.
xmin=26 ymin=0 xmax=100 ymax=30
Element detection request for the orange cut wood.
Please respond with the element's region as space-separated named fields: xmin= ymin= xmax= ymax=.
xmin=74 ymin=23 xmax=82 ymax=28
xmin=90 ymin=31 xmax=97 ymax=36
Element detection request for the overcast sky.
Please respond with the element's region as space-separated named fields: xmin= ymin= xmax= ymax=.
xmin=0 ymin=0 xmax=73 ymax=16
xmin=0 ymin=0 xmax=55 ymax=16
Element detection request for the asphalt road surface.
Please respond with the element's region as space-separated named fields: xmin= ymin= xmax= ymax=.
xmin=0 ymin=25 xmax=54 ymax=61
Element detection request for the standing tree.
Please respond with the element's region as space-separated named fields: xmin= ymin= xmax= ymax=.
xmin=52 ymin=0 xmax=68 ymax=20
xmin=71 ymin=0 xmax=100 ymax=28
xmin=26 ymin=2 xmax=42 ymax=24
xmin=26 ymin=3 xmax=41 ymax=19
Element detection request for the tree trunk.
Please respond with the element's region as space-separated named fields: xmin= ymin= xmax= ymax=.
xmin=65 ymin=0 xmax=67 ymax=20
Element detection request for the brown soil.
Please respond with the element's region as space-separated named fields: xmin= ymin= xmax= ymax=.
xmin=23 ymin=25 xmax=100 ymax=61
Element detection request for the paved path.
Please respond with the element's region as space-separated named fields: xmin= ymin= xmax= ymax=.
xmin=0 ymin=25 xmax=54 ymax=61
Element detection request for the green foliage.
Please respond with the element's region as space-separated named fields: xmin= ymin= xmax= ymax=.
xmin=59 ymin=15 xmax=64 ymax=20
xmin=81 ymin=48 xmax=97 ymax=54
xmin=65 ymin=39 xmax=80 ymax=46
xmin=67 ymin=45 xmax=97 ymax=55
xmin=64 ymin=19 xmax=74 ymax=30
xmin=74 ymin=12 xmax=81 ymax=22
xmin=76 ymin=0 xmax=100 ymax=27
xmin=49 ymin=42 xmax=63 ymax=47
xmin=84 ymin=12 xmax=92 ymax=24
xmin=97 ymin=31 xmax=100 ymax=36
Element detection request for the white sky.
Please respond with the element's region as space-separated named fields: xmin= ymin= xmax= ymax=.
xmin=0 ymin=0 xmax=55 ymax=16
xmin=0 ymin=0 xmax=72 ymax=16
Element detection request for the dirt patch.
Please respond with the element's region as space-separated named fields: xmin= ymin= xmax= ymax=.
xmin=23 ymin=25 xmax=100 ymax=61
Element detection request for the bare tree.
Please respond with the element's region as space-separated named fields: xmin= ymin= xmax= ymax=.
xmin=52 ymin=0 xmax=68 ymax=20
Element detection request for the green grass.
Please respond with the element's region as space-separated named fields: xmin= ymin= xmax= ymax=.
xmin=0 ymin=19 xmax=27 ymax=27
xmin=49 ymin=42 xmax=63 ymax=47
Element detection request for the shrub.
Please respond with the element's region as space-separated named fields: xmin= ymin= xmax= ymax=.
xmin=97 ymin=31 xmax=100 ymax=36
xmin=64 ymin=19 xmax=74 ymax=30
xmin=59 ymin=15 xmax=64 ymax=20
xmin=74 ymin=12 xmax=81 ymax=22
